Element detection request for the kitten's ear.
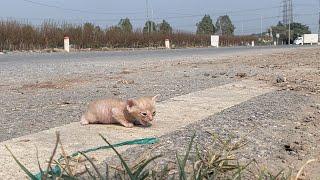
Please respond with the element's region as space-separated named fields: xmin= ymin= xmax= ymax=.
xmin=152 ymin=94 xmax=160 ymax=102
xmin=126 ymin=99 xmax=136 ymax=112
xmin=127 ymin=99 xmax=136 ymax=107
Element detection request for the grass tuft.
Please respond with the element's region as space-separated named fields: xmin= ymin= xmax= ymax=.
xmin=7 ymin=132 xmax=319 ymax=179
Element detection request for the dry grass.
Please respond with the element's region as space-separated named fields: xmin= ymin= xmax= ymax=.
xmin=0 ymin=20 xmax=258 ymax=51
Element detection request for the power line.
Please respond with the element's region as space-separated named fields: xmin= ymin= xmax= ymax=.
xmin=19 ymin=0 xmax=292 ymax=19
xmin=1 ymin=13 xmax=315 ymax=24
xmin=18 ymin=0 xmax=320 ymax=23
xmin=21 ymin=0 xmax=144 ymax=15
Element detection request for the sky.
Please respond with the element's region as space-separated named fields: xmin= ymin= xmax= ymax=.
xmin=0 ymin=0 xmax=319 ymax=35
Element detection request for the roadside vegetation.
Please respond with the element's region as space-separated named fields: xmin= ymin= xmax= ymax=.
xmin=0 ymin=15 xmax=257 ymax=51
xmin=6 ymin=132 xmax=318 ymax=180
xmin=0 ymin=14 xmax=311 ymax=51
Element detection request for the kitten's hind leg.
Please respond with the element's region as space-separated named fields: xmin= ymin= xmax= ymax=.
xmin=80 ymin=112 xmax=96 ymax=125
xmin=80 ymin=115 xmax=89 ymax=125
xmin=111 ymin=108 xmax=134 ymax=128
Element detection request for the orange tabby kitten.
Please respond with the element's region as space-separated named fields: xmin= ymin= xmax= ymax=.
xmin=80 ymin=95 xmax=159 ymax=128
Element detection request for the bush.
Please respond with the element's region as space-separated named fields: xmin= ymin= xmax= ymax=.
xmin=0 ymin=19 xmax=258 ymax=51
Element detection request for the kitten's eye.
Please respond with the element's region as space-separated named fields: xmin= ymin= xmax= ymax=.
xmin=141 ymin=112 xmax=147 ymax=116
xmin=152 ymin=112 xmax=156 ymax=116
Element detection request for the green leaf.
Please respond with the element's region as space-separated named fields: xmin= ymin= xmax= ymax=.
xmin=133 ymin=155 xmax=162 ymax=178
xmin=5 ymin=145 xmax=38 ymax=180
xmin=99 ymin=134 xmax=134 ymax=179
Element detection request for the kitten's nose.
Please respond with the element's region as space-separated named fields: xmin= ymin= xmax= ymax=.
xmin=148 ymin=113 xmax=153 ymax=121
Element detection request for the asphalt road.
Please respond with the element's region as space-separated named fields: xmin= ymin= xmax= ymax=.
xmin=0 ymin=45 xmax=296 ymax=63
xmin=0 ymin=45 xmax=310 ymax=142
xmin=0 ymin=45 xmax=301 ymax=85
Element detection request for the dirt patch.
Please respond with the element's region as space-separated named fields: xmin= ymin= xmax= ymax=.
xmin=21 ymin=78 xmax=88 ymax=90
xmin=119 ymin=68 xmax=135 ymax=75
xmin=19 ymin=74 xmax=126 ymax=91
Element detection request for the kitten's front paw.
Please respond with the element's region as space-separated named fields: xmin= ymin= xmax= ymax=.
xmin=124 ymin=123 xmax=134 ymax=128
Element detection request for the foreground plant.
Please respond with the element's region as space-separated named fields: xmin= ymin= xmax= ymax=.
xmin=6 ymin=132 xmax=161 ymax=180
xmin=7 ymin=132 xmax=319 ymax=179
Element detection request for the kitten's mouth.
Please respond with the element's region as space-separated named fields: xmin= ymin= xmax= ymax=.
xmin=138 ymin=120 xmax=152 ymax=127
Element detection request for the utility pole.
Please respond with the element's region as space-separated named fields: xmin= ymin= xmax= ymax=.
xmin=270 ymin=27 xmax=274 ymax=43
xmin=241 ymin=22 xmax=244 ymax=35
xmin=288 ymin=17 xmax=291 ymax=45
xmin=283 ymin=0 xmax=288 ymax=24
xmin=318 ymin=0 xmax=320 ymax=43
xmin=151 ymin=9 xmax=154 ymax=33
xmin=288 ymin=0 xmax=292 ymax=45
xmin=260 ymin=15 xmax=263 ymax=38
xmin=146 ymin=0 xmax=150 ymax=34
xmin=219 ymin=18 xmax=222 ymax=35
xmin=282 ymin=0 xmax=293 ymax=25
xmin=282 ymin=0 xmax=293 ymax=44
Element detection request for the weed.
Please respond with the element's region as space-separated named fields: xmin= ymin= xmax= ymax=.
xmin=7 ymin=132 xmax=318 ymax=179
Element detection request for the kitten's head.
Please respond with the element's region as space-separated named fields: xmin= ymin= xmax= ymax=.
xmin=126 ymin=95 xmax=159 ymax=127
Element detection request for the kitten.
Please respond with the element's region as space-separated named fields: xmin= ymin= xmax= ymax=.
xmin=80 ymin=95 xmax=159 ymax=128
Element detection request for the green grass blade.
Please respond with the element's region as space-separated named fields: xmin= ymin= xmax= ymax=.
xmin=176 ymin=133 xmax=196 ymax=180
xmin=183 ymin=133 xmax=196 ymax=166
xmin=44 ymin=132 xmax=60 ymax=179
xmin=99 ymin=134 xmax=134 ymax=179
xmin=5 ymin=146 xmax=38 ymax=180
xmin=59 ymin=175 xmax=79 ymax=180
xmin=273 ymin=169 xmax=284 ymax=179
xmin=232 ymin=160 xmax=254 ymax=180
xmin=35 ymin=146 xmax=44 ymax=179
xmin=138 ymin=170 xmax=150 ymax=180
xmin=133 ymin=155 xmax=162 ymax=178
xmin=157 ymin=164 xmax=169 ymax=180
xmin=79 ymin=152 xmax=104 ymax=180
xmin=194 ymin=163 xmax=202 ymax=180
xmin=176 ymin=152 xmax=187 ymax=180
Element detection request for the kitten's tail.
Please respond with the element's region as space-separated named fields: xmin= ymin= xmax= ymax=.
xmin=80 ymin=115 xmax=89 ymax=125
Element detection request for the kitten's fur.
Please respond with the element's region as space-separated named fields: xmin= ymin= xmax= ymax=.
xmin=80 ymin=95 xmax=159 ymax=128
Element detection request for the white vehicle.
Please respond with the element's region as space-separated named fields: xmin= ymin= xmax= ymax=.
xmin=294 ymin=34 xmax=319 ymax=45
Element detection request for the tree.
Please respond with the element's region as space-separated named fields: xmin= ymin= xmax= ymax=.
xmin=158 ymin=20 xmax=172 ymax=34
xmin=270 ymin=21 xmax=311 ymax=43
xmin=143 ymin=20 xmax=157 ymax=34
xmin=83 ymin=22 xmax=95 ymax=48
xmin=196 ymin=15 xmax=215 ymax=35
xmin=290 ymin=22 xmax=311 ymax=40
xmin=118 ymin=18 xmax=132 ymax=33
xmin=215 ymin=15 xmax=235 ymax=36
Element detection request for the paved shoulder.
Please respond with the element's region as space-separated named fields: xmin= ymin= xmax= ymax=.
xmin=0 ymin=80 xmax=274 ymax=179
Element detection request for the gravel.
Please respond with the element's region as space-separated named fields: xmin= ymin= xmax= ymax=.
xmin=1 ymin=46 xmax=302 ymax=142
xmin=1 ymin=46 xmax=319 ymax=177
xmin=104 ymin=91 xmax=319 ymax=177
